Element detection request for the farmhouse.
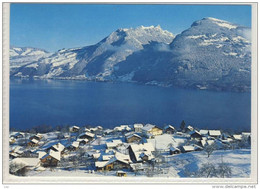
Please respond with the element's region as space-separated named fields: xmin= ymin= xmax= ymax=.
xmin=190 ymin=130 xmax=202 ymax=140
xmin=70 ymin=126 xmax=80 ymax=133
xmin=128 ymin=143 xmax=155 ymax=163
xmin=164 ymin=125 xmax=176 ymax=134
xmin=209 ymin=130 xmax=222 ymax=138
xmin=78 ymin=132 xmax=95 ymax=140
xmin=95 ymin=153 xmax=131 ymax=171
xmin=134 ymin=124 xmax=143 ymax=133
xmin=142 ymin=124 xmax=163 ymax=138
xmin=28 ymin=138 xmax=39 ymax=147
xmin=40 ymin=149 xmax=61 ymax=167
xmin=186 ymin=125 xmax=194 ymax=133
xmin=30 ymin=133 xmax=43 ymax=141
xmin=68 ymin=141 xmax=80 ymax=151
xmin=126 ymin=133 xmax=142 ymax=143
xmin=45 ymin=143 xmax=65 ymax=153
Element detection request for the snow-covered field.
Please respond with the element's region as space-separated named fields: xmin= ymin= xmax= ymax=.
xmin=24 ymin=149 xmax=250 ymax=178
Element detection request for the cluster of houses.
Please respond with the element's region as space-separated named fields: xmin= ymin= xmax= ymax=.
xmin=9 ymin=123 xmax=251 ymax=176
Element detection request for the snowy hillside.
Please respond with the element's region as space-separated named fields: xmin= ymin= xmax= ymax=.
xmin=114 ymin=17 xmax=251 ymax=92
xmin=11 ymin=26 xmax=174 ymax=79
xmin=10 ymin=47 xmax=51 ymax=69
xmin=10 ymin=17 xmax=251 ymax=92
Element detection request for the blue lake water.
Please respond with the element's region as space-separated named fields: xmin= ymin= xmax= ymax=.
xmin=10 ymin=79 xmax=251 ymax=132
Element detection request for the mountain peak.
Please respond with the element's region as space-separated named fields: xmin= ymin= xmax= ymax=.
xmin=192 ymin=17 xmax=238 ymax=29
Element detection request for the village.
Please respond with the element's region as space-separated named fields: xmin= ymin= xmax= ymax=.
xmin=9 ymin=122 xmax=251 ymax=178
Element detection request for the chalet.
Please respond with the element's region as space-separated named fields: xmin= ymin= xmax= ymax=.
xmin=126 ymin=133 xmax=142 ymax=143
xmin=169 ymin=146 xmax=181 ymax=155
xmin=134 ymin=124 xmax=143 ymax=133
xmin=9 ymin=158 xmax=40 ymax=176
xmin=209 ymin=130 xmax=221 ymax=138
xmin=45 ymin=143 xmax=65 ymax=154
xmin=116 ymin=171 xmax=127 ymax=177
xmin=68 ymin=141 xmax=80 ymax=151
xmin=142 ymin=124 xmax=163 ymax=138
xmin=28 ymin=138 xmax=39 ymax=147
xmin=30 ymin=133 xmax=43 ymax=141
xmin=164 ymin=125 xmax=176 ymax=134
xmin=95 ymin=161 xmax=109 ymax=171
xmin=70 ymin=126 xmax=80 ymax=133
xmin=185 ymin=125 xmax=194 ymax=133
xmin=78 ymin=132 xmax=95 ymax=140
xmin=190 ymin=130 xmax=202 ymax=140
xmin=128 ymin=143 xmax=155 ymax=163
xmin=95 ymin=153 xmax=131 ymax=171
xmin=40 ymin=149 xmax=61 ymax=167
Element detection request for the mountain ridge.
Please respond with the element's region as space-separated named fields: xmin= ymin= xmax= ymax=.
xmin=10 ymin=18 xmax=251 ymax=92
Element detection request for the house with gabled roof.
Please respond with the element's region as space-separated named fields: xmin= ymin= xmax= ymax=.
xmin=40 ymin=149 xmax=61 ymax=167
xmin=45 ymin=142 xmax=65 ymax=154
xmin=125 ymin=133 xmax=142 ymax=143
xmin=95 ymin=152 xmax=132 ymax=171
xmin=169 ymin=146 xmax=181 ymax=155
xmin=28 ymin=138 xmax=40 ymax=147
xmin=78 ymin=132 xmax=95 ymax=141
xmin=209 ymin=130 xmax=222 ymax=138
xmin=70 ymin=126 xmax=80 ymax=133
xmin=134 ymin=124 xmax=143 ymax=133
xmin=142 ymin=124 xmax=163 ymax=138
xmin=164 ymin=125 xmax=176 ymax=134
xmin=190 ymin=130 xmax=202 ymax=140
xmin=128 ymin=143 xmax=155 ymax=163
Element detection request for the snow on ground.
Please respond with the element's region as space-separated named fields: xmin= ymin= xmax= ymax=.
xmin=165 ymin=149 xmax=250 ymax=178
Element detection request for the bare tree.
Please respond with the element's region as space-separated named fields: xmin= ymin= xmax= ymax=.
xmin=197 ymin=163 xmax=217 ymax=178
xmin=204 ymin=143 xmax=217 ymax=158
xmin=217 ymin=159 xmax=232 ymax=178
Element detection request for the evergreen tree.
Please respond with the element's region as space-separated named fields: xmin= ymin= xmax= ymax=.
xmin=180 ymin=120 xmax=186 ymax=131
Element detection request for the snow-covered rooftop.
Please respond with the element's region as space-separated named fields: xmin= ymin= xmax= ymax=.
xmin=209 ymin=130 xmax=221 ymax=136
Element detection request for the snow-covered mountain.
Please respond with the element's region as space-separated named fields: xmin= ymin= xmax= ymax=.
xmin=10 ymin=18 xmax=251 ymax=92
xmin=114 ymin=17 xmax=251 ymax=91
xmin=10 ymin=47 xmax=51 ymax=68
xmin=11 ymin=25 xmax=174 ymax=79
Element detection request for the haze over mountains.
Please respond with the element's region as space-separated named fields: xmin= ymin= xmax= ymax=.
xmin=10 ymin=17 xmax=251 ymax=92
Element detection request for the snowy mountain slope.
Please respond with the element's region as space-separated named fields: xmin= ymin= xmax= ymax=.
xmin=114 ymin=17 xmax=251 ymax=91
xmin=11 ymin=26 xmax=174 ymax=79
xmin=10 ymin=18 xmax=251 ymax=92
xmin=10 ymin=47 xmax=51 ymax=69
